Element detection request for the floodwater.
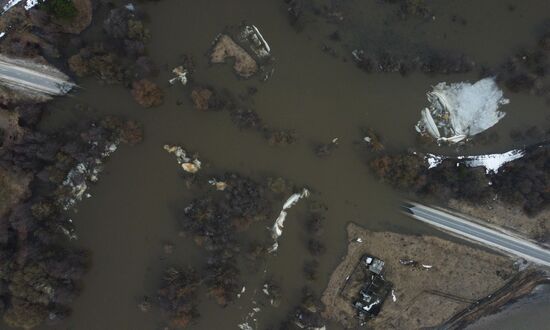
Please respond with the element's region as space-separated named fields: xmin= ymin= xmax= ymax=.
xmin=32 ymin=0 xmax=550 ymax=329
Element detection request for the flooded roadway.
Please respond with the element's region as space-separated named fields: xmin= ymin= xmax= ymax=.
xmin=32 ymin=0 xmax=550 ymax=329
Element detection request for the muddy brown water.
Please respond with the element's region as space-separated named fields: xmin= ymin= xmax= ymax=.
xmin=26 ymin=0 xmax=550 ymax=329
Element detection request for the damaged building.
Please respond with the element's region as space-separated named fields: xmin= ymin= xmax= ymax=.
xmin=352 ymin=255 xmax=392 ymax=321
xmin=415 ymin=77 xmax=509 ymax=144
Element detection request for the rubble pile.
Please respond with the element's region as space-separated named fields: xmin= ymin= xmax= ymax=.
xmin=415 ymin=78 xmax=509 ymax=144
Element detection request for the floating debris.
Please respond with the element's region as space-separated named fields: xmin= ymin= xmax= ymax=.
xmin=240 ymin=25 xmax=271 ymax=58
xmin=208 ymin=178 xmax=228 ymax=191
xmin=416 ymin=78 xmax=509 ymax=144
xmin=163 ymin=144 xmax=201 ymax=173
xmin=269 ymin=188 xmax=310 ymax=252
xmin=237 ymin=286 xmax=246 ymax=298
xmin=168 ymin=66 xmax=188 ymax=85
xmin=422 ymin=264 xmax=433 ymax=269
xmin=391 ymin=289 xmax=397 ymax=302
xmin=59 ymin=142 xmax=119 ymax=211
xmin=425 ymin=148 xmax=525 ymax=173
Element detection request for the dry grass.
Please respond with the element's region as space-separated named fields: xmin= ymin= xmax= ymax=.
xmin=321 ymin=223 xmax=515 ymax=329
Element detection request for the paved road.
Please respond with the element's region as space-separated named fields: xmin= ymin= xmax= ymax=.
xmin=402 ymin=202 xmax=550 ymax=267
xmin=0 ymin=57 xmax=74 ymax=96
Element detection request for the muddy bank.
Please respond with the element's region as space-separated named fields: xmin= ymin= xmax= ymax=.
xmin=443 ymin=270 xmax=550 ymax=329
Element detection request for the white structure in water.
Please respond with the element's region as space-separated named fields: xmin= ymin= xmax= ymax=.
xmin=416 ymin=78 xmax=509 ymax=144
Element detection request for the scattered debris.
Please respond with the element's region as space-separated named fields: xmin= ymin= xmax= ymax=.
xmin=240 ymin=25 xmax=271 ymax=58
xmin=415 ymin=78 xmax=509 ymax=144
xmin=422 ymin=264 xmax=433 ymax=269
xmin=391 ymin=290 xmax=397 ymax=302
xmin=237 ymin=286 xmax=246 ymax=298
xmin=2 ymin=0 xmax=39 ymax=13
xmin=163 ymin=144 xmax=201 ymax=173
xmin=362 ymin=128 xmax=385 ymax=151
xmin=59 ymin=142 xmax=119 ymax=211
xmin=138 ymin=296 xmax=152 ymax=312
xmin=314 ymin=138 xmax=339 ymax=157
xmin=169 ymin=66 xmax=188 ymax=85
xmin=269 ymin=188 xmax=310 ymax=252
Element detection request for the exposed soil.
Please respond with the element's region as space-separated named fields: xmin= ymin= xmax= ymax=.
xmin=322 ymin=223 xmax=516 ymax=329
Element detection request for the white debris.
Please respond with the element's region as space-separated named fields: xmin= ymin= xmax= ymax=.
xmin=23 ymin=0 xmax=38 ymax=10
xmin=238 ymin=323 xmax=254 ymax=330
xmin=163 ymin=144 xmax=201 ymax=173
xmin=268 ymin=188 xmax=310 ymax=253
xmin=362 ymin=299 xmax=381 ymax=311
xmin=352 ymin=49 xmax=364 ymax=62
xmin=59 ymin=141 xmax=119 ymax=211
xmin=0 ymin=32 xmax=5 ymax=38
xmin=425 ymin=148 xmax=525 ymax=173
xmin=58 ymin=225 xmax=78 ymax=240
xmin=416 ymin=78 xmax=509 ymax=144
xmin=125 ymin=3 xmax=135 ymax=11
xmin=425 ymin=154 xmax=444 ymax=169
xmin=2 ymin=0 xmax=40 ymax=15
xmin=422 ymin=264 xmax=433 ymax=269
xmin=240 ymin=25 xmax=271 ymax=58
xmin=355 ymin=237 xmax=363 ymax=243
xmin=237 ymin=286 xmax=246 ymax=298
xmin=363 ymin=136 xmax=372 ymax=143
xmin=169 ymin=66 xmax=188 ymax=85
xmin=331 ymin=137 xmax=339 ymax=144
xmin=391 ymin=289 xmax=397 ymax=302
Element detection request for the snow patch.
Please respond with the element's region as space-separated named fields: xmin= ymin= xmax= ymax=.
xmin=426 ymin=149 xmax=525 ymax=173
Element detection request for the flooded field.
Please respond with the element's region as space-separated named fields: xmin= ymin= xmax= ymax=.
xmin=25 ymin=0 xmax=550 ymax=329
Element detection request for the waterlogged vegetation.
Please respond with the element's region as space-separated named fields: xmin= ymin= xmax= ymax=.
xmin=0 ymin=0 xmax=549 ymax=329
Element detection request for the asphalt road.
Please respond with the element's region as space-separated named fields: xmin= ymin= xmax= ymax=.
xmin=0 ymin=57 xmax=73 ymax=96
xmin=402 ymin=202 xmax=550 ymax=267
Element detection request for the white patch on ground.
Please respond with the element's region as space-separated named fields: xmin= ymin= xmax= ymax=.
xmin=426 ymin=149 xmax=525 ymax=173
xmin=2 ymin=0 xmax=39 ymax=13
xmin=416 ymin=78 xmax=509 ymax=143
xmin=391 ymin=289 xmax=397 ymax=302
xmin=268 ymin=188 xmax=310 ymax=253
